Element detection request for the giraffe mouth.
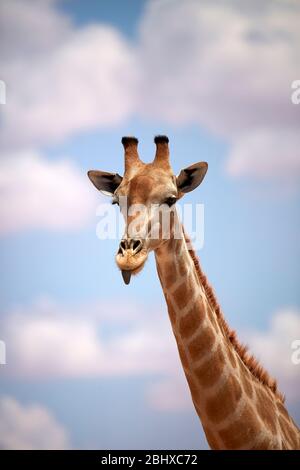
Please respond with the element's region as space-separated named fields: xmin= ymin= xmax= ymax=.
xmin=120 ymin=261 xmax=147 ymax=285
xmin=117 ymin=252 xmax=148 ymax=285
xmin=121 ymin=270 xmax=132 ymax=285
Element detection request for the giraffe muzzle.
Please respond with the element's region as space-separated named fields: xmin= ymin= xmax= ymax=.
xmin=116 ymin=238 xmax=148 ymax=285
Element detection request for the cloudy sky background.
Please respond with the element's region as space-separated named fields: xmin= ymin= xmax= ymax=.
xmin=0 ymin=0 xmax=299 ymax=449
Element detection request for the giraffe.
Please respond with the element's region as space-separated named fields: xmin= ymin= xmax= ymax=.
xmin=88 ymin=136 xmax=300 ymax=450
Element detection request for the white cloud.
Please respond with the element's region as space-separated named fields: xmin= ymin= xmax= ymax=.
xmin=0 ymin=0 xmax=137 ymax=150
xmin=1 ymin=300 xmax=299 ymax=411
xmin=226 ymin=129 xmax=300 ymax=181
xmin=0 ymin=0 xmax=71 ymax=61
xmin=245 ymin=309 xmax=300 ymax=402
xmin=0 ymin=298 xmax=178 ymax=379
xmin=138 ymin=0 xmax=300 ymax=136
xmin=0 ymin=396 xmax=70 ymax=450
xmin=137 ymin=0 xmax=300 ymax=183
xmin=0 ymin=297 xmax=193 ymax=411
xmin=1 ymin=0 xmax=299 ymax=186
xmin=146 ymin=374 xmax=192 ymax=412
xmin=0 ymin=150 xmax=97 ymax=233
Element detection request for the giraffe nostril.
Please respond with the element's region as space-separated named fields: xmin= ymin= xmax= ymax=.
xmin=119 ymin=239 xmax=143 ymax=255
xmin=120 ymin=240 xmax=127 ymax=251
xmin=118 ymin=240 xmax=128 ymax=255
xmin=131 ymin=239 xmax=143 ymax=254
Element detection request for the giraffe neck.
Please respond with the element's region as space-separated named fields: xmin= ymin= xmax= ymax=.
xmin=154 ymin=225 xmax=299 ymax=450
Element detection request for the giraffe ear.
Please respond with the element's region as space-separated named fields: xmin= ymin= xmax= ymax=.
xmin=87 ymin=170 xmax=123 ymax=196
xmin=176 ymin=162 xmax=208 ymax=193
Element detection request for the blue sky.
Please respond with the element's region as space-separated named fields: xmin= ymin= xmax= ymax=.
xmin=60 ymin=0 xmax=146 ymax=36
xmin=0 ymin=0 xmax=299 ymax=450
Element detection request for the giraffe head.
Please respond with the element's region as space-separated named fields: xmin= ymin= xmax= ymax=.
xmin=88 ymin=136 xmax=207 ymax=284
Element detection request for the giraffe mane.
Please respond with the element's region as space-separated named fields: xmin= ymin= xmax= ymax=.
xmin=183 ymin=229 xmax=285 ymax=402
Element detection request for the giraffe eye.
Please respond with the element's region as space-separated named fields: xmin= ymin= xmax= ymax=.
xmin=163 ymin=196 xmax=177 ymax=207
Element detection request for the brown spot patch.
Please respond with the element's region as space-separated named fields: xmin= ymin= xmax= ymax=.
xmin=256 ymin=388 xmax=277 ymax=435
xmin=205 ymin=374 xmax=242 ymax=424
xmin=179 ymin=304 xmax=204 ymax=339
xmin=163 ymin=259 xmax=177 ymax=288
xmin=177 ymin=256 xmax=188 ymax=277
xmin=219 ymin=405 xmax=261 ymax=449
xmin=194 ymin=345 xmax=225 ymax=388
xmin=172 ymin=282 xmax=192 ymax=310
xmin=187 ymin=327 xmax=216 ymax=361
